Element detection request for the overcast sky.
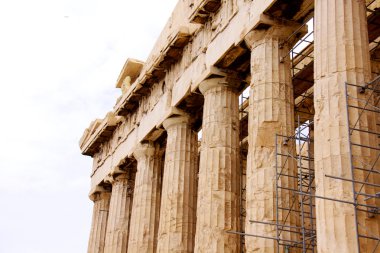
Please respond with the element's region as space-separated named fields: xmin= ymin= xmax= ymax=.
xmin=0 ymin=0 xmax=177 ymax=252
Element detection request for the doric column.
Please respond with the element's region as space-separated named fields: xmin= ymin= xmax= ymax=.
xmin=157 ymin=115 xmax=198 ymax=253
xmin=104 ymin=172 xmax=135 ymax=252
xmin=127 ymin=142 xmax=163 ymax=253
xmin=314 ymin=0 xmax=379 ymax=252
xmin=88 ymin=190 xmax=111 ymax=253
xmin=245 ymin=25 xmax=299 ymax=252
xmin=194 ymin=77 xmax=240 ymax=253
xmin=372 ymin=60 xmax=380 ymax=149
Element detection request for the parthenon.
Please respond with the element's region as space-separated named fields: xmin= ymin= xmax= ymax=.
xmin=79 ymin=0 xmax=380 ymax=252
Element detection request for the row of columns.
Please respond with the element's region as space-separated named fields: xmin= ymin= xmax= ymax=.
xmin=89 ymin=78 xmax=241 ymax=253
xmin=88 ymin=0 xmax=378 ymax=252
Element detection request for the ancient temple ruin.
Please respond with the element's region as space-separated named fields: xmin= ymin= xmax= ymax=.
xmin=79 ymin=0 xmax=380 ymax=252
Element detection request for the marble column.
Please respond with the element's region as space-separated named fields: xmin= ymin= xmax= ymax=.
xmin=245 ymin=25 xmax=299 ymax=253
xmin=104 ymin=172 xmax=135 ymax=252
xmin=157 ymin=115 xmax=198 ymax=253
xmin=372 ymin=60 xmax=380 ymax=157
xmin=194 ymin=77 xmax=240 ymax=253
xmin=314 ymin=0 xmax=379 ymax=252
xmin=127 ymin=142 xmax=163 ymax=253
xmin=88 ymin=190 xmax=111 ymax=253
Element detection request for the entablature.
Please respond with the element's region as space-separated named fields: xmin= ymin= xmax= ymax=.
xmin=79 ymin=112 xmax=121 ymax=157
xmin=189 ymin=0 xmax=222 ymax=24
xmin=114 ymin=25 xmax=195 ymax=117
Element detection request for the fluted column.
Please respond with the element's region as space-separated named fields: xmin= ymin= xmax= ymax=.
xmin=245 ymin=26 xmax=299 ymax=253
xmin=88 ymin=190 xmax=111 ymax=253
xmin=157 ymin=115 xmax=198 ymax=253
xmin=314 ymin=0 xmax=379 ymax=252
xmin=104 ymin=172 xmax=135 ymax=252
xmin=372 ymin=60 xmax=380 ymax=151
xmin=127 ymin=142 xmax=163 ymax=253
xmin=194 ymin=77 xmax=240 ymax=253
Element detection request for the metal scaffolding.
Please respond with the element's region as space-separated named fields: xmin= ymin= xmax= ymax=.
xmin=270 ymin=118 xmax=316 ymax=253
xmin=229 ymin=118 xmax=317 ymax=253
xmin=230 ymin=17 xmax=318 ymax=252
xmin=238 ymin=88 xmax=249 ymax=253
xmin=246 ymin=118 xmax=316 ymax=252
xmin=240 ymin=140 xmax=247 ymax=253
xmin=288 ymin=20 xmax=314 ymax=78
xmin=344 ymin=76 xmax=380 ymax=253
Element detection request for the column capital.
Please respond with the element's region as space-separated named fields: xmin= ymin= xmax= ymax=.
xmin=132 ymin=142 xmax=156 ymax=160
xmin=244 ymin=23 xmax=307 ymax=50
xmin=113 ymin=173 xmax=129 ymax=182
xmin=199 ymin=76 xmax=240 ymax=95
xmin=89 ymin=188 xmax=111 ymax=202
xmin=162 ymin=114 xmax=190 ymax=130
xmin=112 ymin=170 xmax=135 ymax=184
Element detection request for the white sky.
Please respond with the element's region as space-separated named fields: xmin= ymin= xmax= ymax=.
xmin=0 ymin=0 xmax=178 ymax=252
